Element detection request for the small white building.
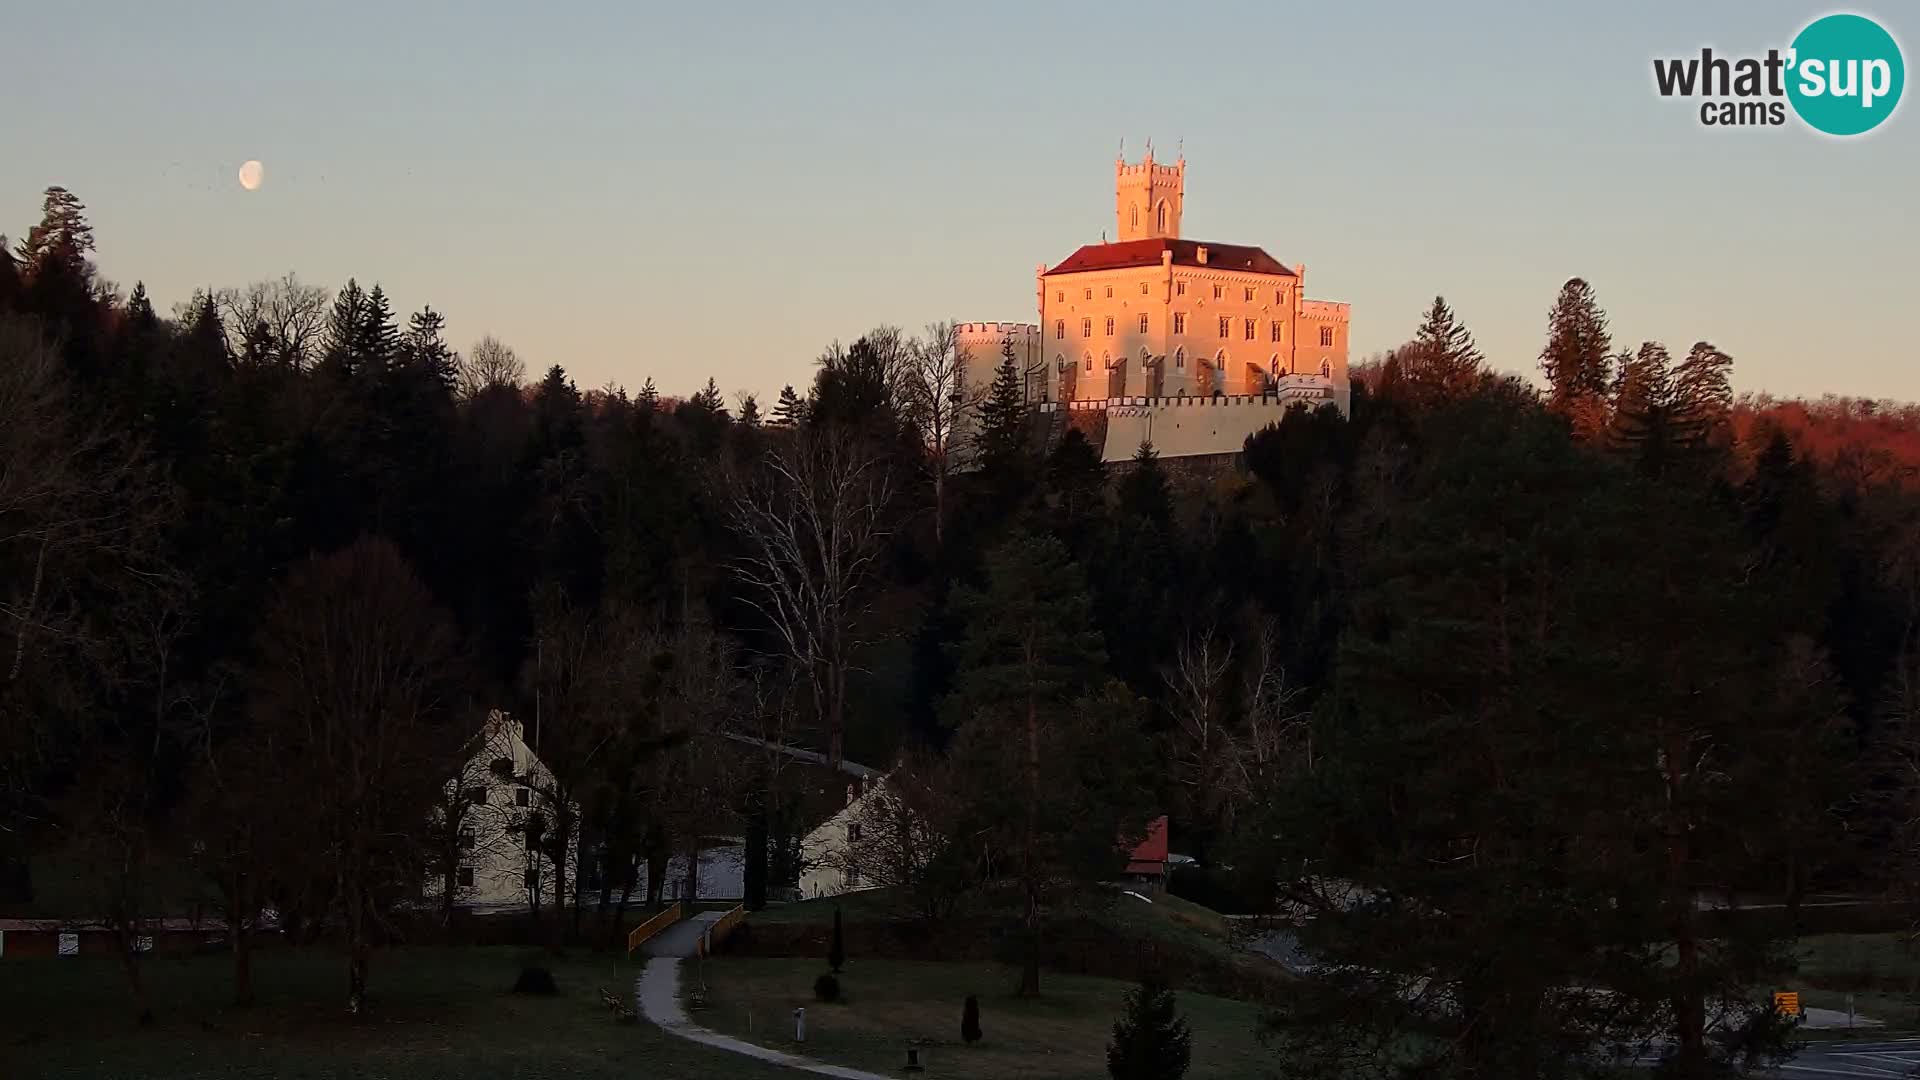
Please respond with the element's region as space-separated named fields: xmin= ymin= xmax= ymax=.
xmin=797 ymin=774 xmax=892 ymax=900
xmin=431 ymin=711 xmax=579 ymax=911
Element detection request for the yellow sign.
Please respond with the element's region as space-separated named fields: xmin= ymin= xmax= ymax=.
xmin=1773 ymin=991 xmax=1801 ymax=1017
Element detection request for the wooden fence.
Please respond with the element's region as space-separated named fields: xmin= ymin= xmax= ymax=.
xmin=626 ymin=902 xmax=684 ymax=957
xmin=696 ymin=904 xmax=747 ymax=958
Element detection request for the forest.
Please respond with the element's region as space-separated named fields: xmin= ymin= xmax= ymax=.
xmin=6 ymin=184 xmax=1920 ymax=1077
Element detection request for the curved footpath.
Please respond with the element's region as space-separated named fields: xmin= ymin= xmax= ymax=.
xmin=635 ymin=913 xmax=892 ymax=1079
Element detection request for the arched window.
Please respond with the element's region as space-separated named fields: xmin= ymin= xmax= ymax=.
xmin=1130 ymin=204 xmax=1139 ymax=229
xmin=1156 ymin=201 xmax=1167 ymax=232
xmin=1084 ymin=352 xmax=1093 ymax=372
xmin=1102 ymin=351 xmax=1111 ymax=369
xmin=1320 ymin=359 xmax=1331 ymax=377
xmin=1173 ymin=347 xmax=1185 ymax=369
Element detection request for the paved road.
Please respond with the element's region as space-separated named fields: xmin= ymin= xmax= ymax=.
xmin=1772 ymin=1038 xmax=1920 ymax=1078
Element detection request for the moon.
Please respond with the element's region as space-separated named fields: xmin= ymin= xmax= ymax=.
xmin=237 ymin=160 xmax=264 ymax=191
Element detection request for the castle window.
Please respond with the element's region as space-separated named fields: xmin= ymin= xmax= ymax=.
xmin=1244 ymin=318 xmax=1256 ymax=341
xmin=1320 ymin=326 xmax=1334 ymax=347
xmin=1176 ymin=281 xmax=1186 ymax=296
xmin=1082 ymin=318 xmax=1092 ymax=338
xmin=1084 ymin=288 xmax=1092 ymax=300
xmin=1105 ymin=285 xmax=1113 ymax=298
xmin=1172 ymin=313 xmax=1186 ymax=334
xmin=1275 ymin=289 xmax=1285 ymax=304
xmin=1105 ymin=316 xmax=1115 ymax=337
xmin=1138 ymin=313 xmax=1149 ymax=334
xmin=1055 ymin=320 xmax=1065 ymax=339
xmin=1085 ymin=353 xmax=1093 ymax=371
xmin=1156 ymin=202 xmax=1167 ymax=232
xmin=1174 ymin=347 xmax=1185 ymax=368
xmin=1270 ymin=320 xmax=1282 ymax=343
xmin=1212 ymin=284 xmax=1223 ymax=300
xmin=1244 ymin=287 xmax=1254 ymax=301
xmin=1130 ymin=204 xmax=1138 ymax=229
xmin=1056 ymin=290 xmax=1064 ymax=302
xmin=1321 ymin=359 xmax=1331 ymax=377
xmin=1140 ymin=282 xmax=1149 ymax=295
xmin=1218 ymin=316 xmax=1230 ymax=338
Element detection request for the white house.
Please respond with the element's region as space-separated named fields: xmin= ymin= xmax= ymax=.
xmin=797 ymin=774 xmax=893 ymax=900
xmin=431 ymin=711 xmax=579 ymax=911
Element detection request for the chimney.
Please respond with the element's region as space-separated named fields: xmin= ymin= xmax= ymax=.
xmin=1196 ymin=245 xmax=1208 ymax=265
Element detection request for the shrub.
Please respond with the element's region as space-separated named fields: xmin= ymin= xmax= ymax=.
xmin=1107 ymin=977 xmax=1191 ymax=1080
xmin=962 ymin=994 xmax=982 ymax=1044
xmin=512 ymin=965 xmax=558 ymax=995
xmin=814 ymin=973 xmax=842 ymax=1002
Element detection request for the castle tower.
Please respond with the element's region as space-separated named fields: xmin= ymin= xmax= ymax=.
xmin=1115 ymin=147 xmax=1183 ymax=242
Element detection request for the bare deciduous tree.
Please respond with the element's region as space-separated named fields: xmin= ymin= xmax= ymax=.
xmin=251 ymin=537 xmax=465 ymax=1015
xmin=824 ymin=753 xmax=981 ymax=925
xmin=216 ymin=273 xmax=331 ymax=367
xmin=461 ymin=335 xmax=525 ymax=398
xmin=902 ymin=321 xmax=976 ymax=547
xmin=725 ymin=429 xmax=894 ymax=770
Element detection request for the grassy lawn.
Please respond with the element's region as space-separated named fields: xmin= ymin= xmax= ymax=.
xmin=1789 ymin=932 xmax=1920 ymax=1031
xmin=1 ymin=945 xmax=787 ymax=1080
xmin=692 ymin=956 xmax=1275 ymax=1079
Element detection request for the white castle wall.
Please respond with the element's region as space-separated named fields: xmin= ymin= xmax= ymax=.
xmin=1046 ymin=375 xmax=1343 ymax=463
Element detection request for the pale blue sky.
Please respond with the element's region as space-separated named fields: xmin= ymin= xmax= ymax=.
xmin=5 ymin=0 xmax=1914 ymax=401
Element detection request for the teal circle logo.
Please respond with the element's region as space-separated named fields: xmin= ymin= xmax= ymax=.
xmin=1787 ymin=13 xmax=1904 ymax=135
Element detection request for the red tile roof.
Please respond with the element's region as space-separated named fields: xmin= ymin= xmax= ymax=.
xmin=1124 ymin=815 xmax=1170 ymax=875
xmin=1046 ymin=239 xmax=1295 ymax=278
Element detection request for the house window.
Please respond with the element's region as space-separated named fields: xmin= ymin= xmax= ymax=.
xmin=459 ymin=827 xmax=475 ymax=848
xmin=1218 ymin=316 xmax=1230 ymax=338
xmin=1055 ymin=319 xmax=1065 ymax=339
xmin=1270 ymin=321 xmax=1282 ymax=343
xmin=1244 ymin=287 xmax=1254 ymax=301
xmin=1244 ymin=318 xmax=1256 ymax=341
xmin=1172 ymin=312 xmax=1186 ymax=334
xmin=1320 ymin=326 xmax=1335 ymax=347
xmin=1084 ymin=288 xmax=1092 ymax=300
xmin=1082 ymin=318 xmax=1092 ymax=338
xmin=457 ymin=866 xmax=475 ymax=888
xmin=515 ymin=787 xmax=530 ymax=807
xmin=1176 ymin=281 xmax=1186 ymax=296
xmin=848 ymin=823 xmax=862 ymax=842
xmin=1105 ymin=285 xmax=1113 ymax=298
xmin=1105 ymin=316 xmax=1115 ymax=337
xmin=846 ymin=865 xmax=862 ymax=887
xmin=1212 ymin=284 xmax=1222 ymax=300
xmin=1138 ymin=313 xmax=1149 ymax=334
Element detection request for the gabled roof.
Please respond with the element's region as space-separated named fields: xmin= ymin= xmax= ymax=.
xmin=1046 ymin=239 xmax=1295 ymax=278
xmin=1124 ymin=815 xmax=1170 ymax=875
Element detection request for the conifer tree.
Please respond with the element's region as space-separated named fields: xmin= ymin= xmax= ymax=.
xmin=691 ymin=377 xmax=729 ymax=420
xmin=354 ymin=284 xmax=400 ymax=372
xmin=637 ymin=376 xmax=660 ymax=411
xmin=17 ymin=186 xmax=95 ymax=277
xmin=1610 ymin=341 xmax=1675 ymax=461
xmin=976 ymin=345 xmax=1029 ymax=482
xmin=125 ymin=281 xmax=158 ymax=334
xmin=1670 ymin=340 xmax=1734 ymax=449
xmin=737 ymin=392 xmax=762 ymax=427
xmin=772 ymin=383 xmax=806 ymax=426
xmin=1539 ymin=277 xmax=1613 ymax=437
xmin=1106 ymin=977 xmax=1192 ymax=1080
xmin=1116 ymin=442 xmax=1172 ymax=529
xmin=1402 ymin=296 xmax=1485 ymax=404
xmin=321 ymin=279 xmax=369 ymax=376
xmin=403 ymin=305 xmax=458 ymax=388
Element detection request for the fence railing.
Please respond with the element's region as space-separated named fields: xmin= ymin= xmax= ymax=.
xmin=696 ymin=904 xmax=747 ymax=958
xmin=626 ymin=902 xmax=684 ymax=957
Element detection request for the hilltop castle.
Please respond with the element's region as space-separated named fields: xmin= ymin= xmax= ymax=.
xmin=958 ymin=152 xmax=1349 ymax=463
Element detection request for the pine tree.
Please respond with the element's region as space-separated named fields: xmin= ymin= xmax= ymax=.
xmin=976 ymin=347 xmax=1028 ymax=479
xmin=1401 ymin=296 xmax=1485 ymax=406
xmin=637 ymin=377 xmax=660 ymax=412
xmin=1539 ymin=278 xmax=1613 ymax=437
xmin=322 ymin=279 xmax=369 ymax=376
xmin=1106 ymin=977 xmax=1192 ymax=1080
xmin=962 ymin=994 xmax=983 ymax=1045
xmin=691 ymin=377 xmax=729 ymax=420
xmin=737 ymin=392 xmax=762 ymax=426
xmin=184 ymin=290 xmax=229 ymax=369
xmin=403 ymin=305 xmax=458 ymax=389
xmin=1116 ymin=442 xmax=1172 ymax=529
xmin=17 ymin=186 xmax=95 ymax=277
xmin=125 ymin=281 xmax=158 ymax=334
xmin=828 ymin=906 xmax=846 ymax=974
xmin=354 ymin=284 xmax=400 ymax=372
xmin=1610 ymin=341 xmax=1675 ymax=462
xmin=1670 ymin=340 xmax=1734 ymax=449
xmin=772 ymin=383 xmax=806 ymax=426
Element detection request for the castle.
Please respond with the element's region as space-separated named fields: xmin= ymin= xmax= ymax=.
xmin=958 ymin=151 xmax=1349 ymax=463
